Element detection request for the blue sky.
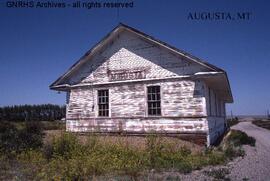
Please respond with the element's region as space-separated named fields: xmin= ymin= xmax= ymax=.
xmin=0 ymin=0 xmax=269 ymax=115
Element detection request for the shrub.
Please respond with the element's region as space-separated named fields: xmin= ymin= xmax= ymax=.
xmin=145 ymin=134 xmax=193 ymax=173
xmin=17 ymin=122 xmax=44 ymax=151
xmin=205 ymin=150 xmax=226 ymax=165
xmin=227 ymin=130 xmax=256 ymax=147
xmin=146 ymin=134 xmax=163 ymax=168
xmin=179 ymin=145 xmax=192 ymax=156
xmin=228 ymin=117 xmax=239 ymax=127
xmin=42 ymin=142 xmax=54 ymax=160
xmin=204 ymin=168 xmax=230 ymax=180
xmin=0 ymin=122 xmax=19 ymax=155
xmin=173 ymin=160 xmax=192 ymax=173
xmin=18 ymin=149 xmax=46 ymax=167
xmin=50 ymin=132 xmax=81 ymax=159
xmin=224 ymin=144 xmax=245 ymax=159
xmin=41 ymin=121 xmax=65 ymax=130
xmin=0 ymin=121 xmax=43 ymax=156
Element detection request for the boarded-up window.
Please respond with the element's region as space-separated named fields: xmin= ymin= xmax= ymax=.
xmin=98 ymin=89 xmax=109 ymax=117
xmin=147 ymin=86 xmax=161 ymax=116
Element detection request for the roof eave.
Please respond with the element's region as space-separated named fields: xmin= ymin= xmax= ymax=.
xmin=50 ymin=84 xmax=70 ymax=91
xmin=50 ymin=23 xmax=124 ymax=88
xmin=224 ymin=72 xmax=234 ymax=103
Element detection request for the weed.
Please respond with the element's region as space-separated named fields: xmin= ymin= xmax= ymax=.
xmin=2 ymin=129 xmax=255 ymax=179
xmin=0 ymin=121 xmax=43 ymax=156
xmin=204 ymin=168 xmax=230 ymax=180
xmin=51 ymin=132 xmax=81 ymax=159
xmin=228 ymin=130 xmax=256 ymax=147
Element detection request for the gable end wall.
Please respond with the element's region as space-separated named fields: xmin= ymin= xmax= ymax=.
xmin=64 ymin=31 xmax=210 ymax=85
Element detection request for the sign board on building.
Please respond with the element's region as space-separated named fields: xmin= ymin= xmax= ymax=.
xmin=109 ymin=70 xmax=146 ymax=81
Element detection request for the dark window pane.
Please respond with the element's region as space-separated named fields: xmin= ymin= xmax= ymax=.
xmin=157 ymin=94 xmax=160 ymax=100
xmin=152 ymin=94 xmax=156 ymax=100
xmin=98 ymin=89 xmax=109 ymax=117
xmin=147 ymin=86 xmax=161 ymax=116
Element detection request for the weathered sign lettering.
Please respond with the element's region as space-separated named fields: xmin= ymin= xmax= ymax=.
xmin=109 ymin=70 xmax=146 ymax=81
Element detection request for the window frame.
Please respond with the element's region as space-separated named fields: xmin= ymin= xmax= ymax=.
xmin=147 ymin=85 xmax=161 ymax=116
xmin=97 ymin=89 xmax=109 ymax=117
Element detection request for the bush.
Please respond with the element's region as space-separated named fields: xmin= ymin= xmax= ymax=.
xmin=227 ymin=130 xmax=256 ymax=147
xmin=224 ymin=145 xmax=245 ymax=159
xmin=228 ymin=117 xmax=239 ymax=127
xmin=0 ymin=122 xmax=19 ymax=155
xmin=41 ymin=121 xmax=65 ymax=130
xmin=50 ymin=132 xmax=81 ymax=159
xmin=204 ymin=168 xmax=230 ymax=180
xmin=0 ymin=121 xmax=43 ymax=156
xmin=18 ymin=122 xmax=44 ymax=151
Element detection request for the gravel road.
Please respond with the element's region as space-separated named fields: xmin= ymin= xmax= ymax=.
xmin=228 ymin=122 xmax=270 ymax=181
xmin=175 ymin=121 xmax=270 ymax=181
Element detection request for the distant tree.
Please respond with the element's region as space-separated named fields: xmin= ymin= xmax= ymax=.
xmin=0 ymin=104 xmax=66 ymax=122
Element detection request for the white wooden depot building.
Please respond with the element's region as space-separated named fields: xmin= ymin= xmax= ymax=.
xmin=50 ymin=23 xmax=233 ymax=146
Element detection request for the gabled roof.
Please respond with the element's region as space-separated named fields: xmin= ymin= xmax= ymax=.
xmin=50 ymin=23 xmax=233 ymax=102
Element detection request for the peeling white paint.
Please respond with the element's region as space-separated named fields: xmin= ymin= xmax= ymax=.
xmin=59 ymin=29 xmax=230 ymax=146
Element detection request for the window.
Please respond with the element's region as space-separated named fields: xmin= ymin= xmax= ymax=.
xmin=147 ymin=86 xmax=161 ymax=116
xmin=98 ymin=89 xmax=109 ymax=117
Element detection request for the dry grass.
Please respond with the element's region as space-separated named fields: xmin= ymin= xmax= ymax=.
xmin=44 ymin=130 xmax=203 ymax=153
xmin=1 ymin=129 xmax=253 ymax=180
